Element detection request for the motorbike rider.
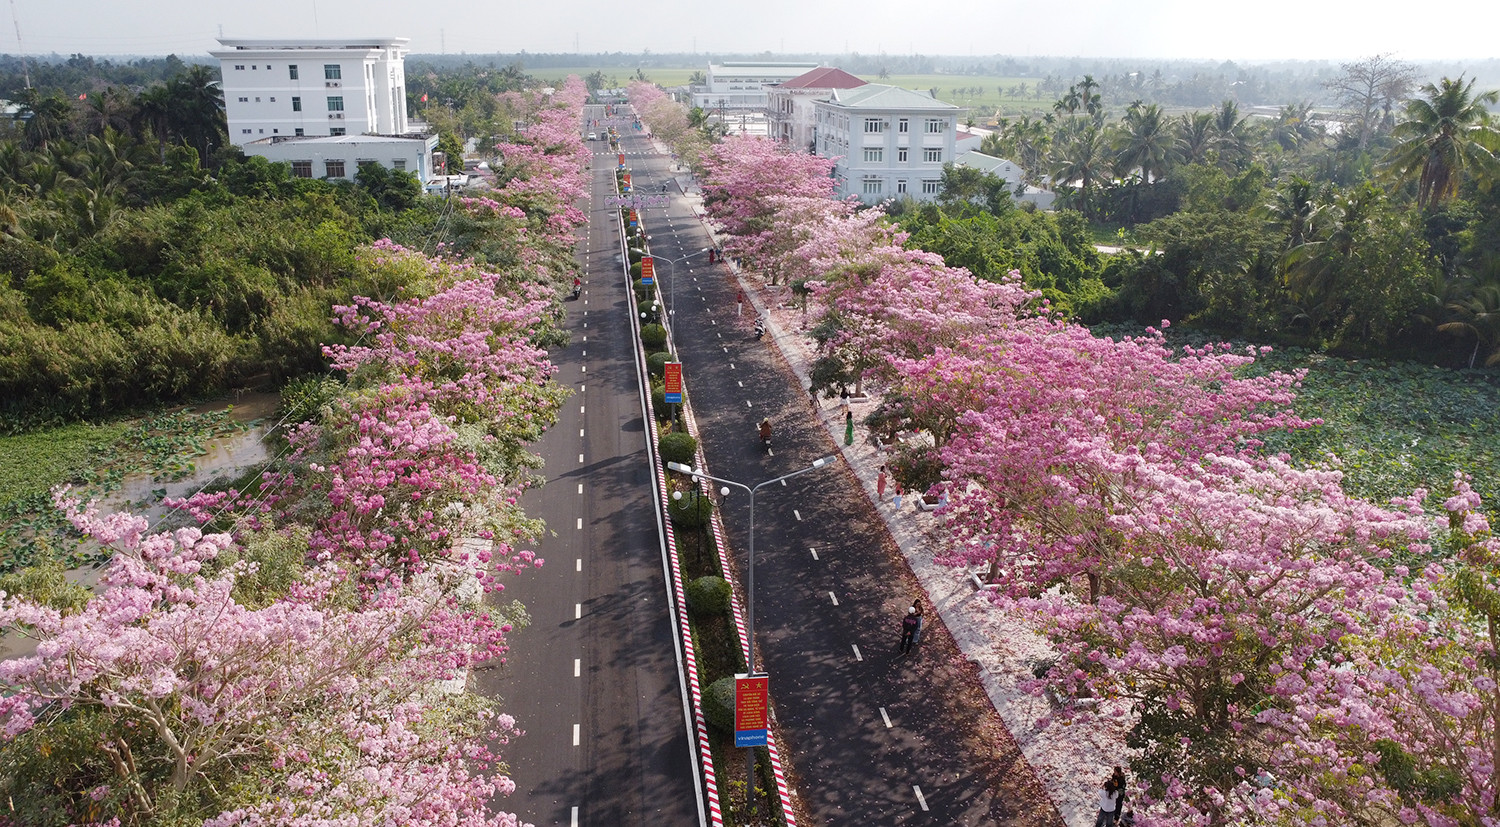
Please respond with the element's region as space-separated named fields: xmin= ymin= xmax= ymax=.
xmin=758 ymin=418 xmax=772 ymax=444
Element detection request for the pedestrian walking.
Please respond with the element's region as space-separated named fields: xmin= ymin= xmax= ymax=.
xmin=899 ymin=607 xmax=920 ymax=655
xmin=809 ymin=383 xmax=819 ymax=411
xmin=893 ymin=483 xmax=903 ymax=510
xmin=737 ymin=289 xmax=744 ymax=317
xmin=844 ymin=410 xmax=854 ymax=446
xmin=1093 ymin=776 xmax=1121 ymax=827
xmin=1111 ymin=766 xmax=1128 ymax=813
xmin=911 ymin=599 xmax=925 ymax=645
xmin=876 ymin=465 xmax=888 ymax=501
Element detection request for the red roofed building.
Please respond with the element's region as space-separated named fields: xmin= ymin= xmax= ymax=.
xmin=767 ymin=67 xmax=867 ymax=151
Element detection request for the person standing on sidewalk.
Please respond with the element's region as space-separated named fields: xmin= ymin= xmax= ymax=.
xmin=877 ymin=465 xmax=888 ymax=501
xmin=911 ymin=599 xmax=925 ymax=646
xmin=898 ymin=607 xmax=920 ymax=656
xmin=737 ymin=289 xmax=744 ymax=317
xmin=1093 ymin=776 xmax=1121 ymax=827
xmin=809 ymin=383 xmax=819 ymax=411
xmin=844 ymin=410 xmax=854 ymax=446
xmin=892 ymin=482 xmax=903 ymax=510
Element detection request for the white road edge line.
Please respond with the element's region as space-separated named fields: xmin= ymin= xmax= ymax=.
xmin=573 ymin=724 xmax=580 ymax=747
xmin=571 ymin=806 xmax=579 ymax=827
xmin=574 ymin=658 xmax=581 ymax=678
xmin=914 ymin=786 xmax=929 ymax=811
xmin=575 ymin=603 xmax=581 ymax=620
xmin=578 ymin=453 xmax=584 ymax=463
xmin=576 ymin=558 xmax=582 ymax=572
xmin=793 ymin=509 xmax=803 ymax=521
xmin=880 ymin=707 xmax=893 ymax=728
xmin=576 ymin=518 xmax=583 ymax=530
xmin=852 ymin=644 xmax=863 ymax=662
xmin=829 ymin=591 xmax=839 ymax=606
xmin=810 ymin=548 xmax=819 ymax=560
xmin=578 ymin=483 xmax=584 ymax=494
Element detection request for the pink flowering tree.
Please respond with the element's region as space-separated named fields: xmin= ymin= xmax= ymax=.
xmin=0 ymin=495 xmax=529 ymax=826
xmin=698 ymin=135 xmax=837 ymax=278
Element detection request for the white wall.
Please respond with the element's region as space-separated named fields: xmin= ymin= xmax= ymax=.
xmin=242 ymin=135 xmax=436 ymax=182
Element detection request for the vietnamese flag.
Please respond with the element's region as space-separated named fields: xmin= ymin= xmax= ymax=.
xmin=420 ymin=93 xmax=428 ymax=102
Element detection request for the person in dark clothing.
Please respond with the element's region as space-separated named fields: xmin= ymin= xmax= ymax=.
xmin=899 ymin=607 xmax=920 ymax=655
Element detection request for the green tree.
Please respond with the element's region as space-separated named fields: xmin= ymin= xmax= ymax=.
xmin=1050 ymin=120 xmax=1112 ymax=219
xmin=435 ymin=133 xmax=465 ymax=175
xmin=1114 ymin=102 xmax=1177 ymax=184
xmin=1383 ymin=76 xmax=1500 ymax=208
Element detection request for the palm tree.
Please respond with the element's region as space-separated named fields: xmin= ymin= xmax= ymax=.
xmin=1051 ymin=119 xmax=1112 ymax=218
xmin=1267 ymin=102 xmax=1323 ymax=153
xmin=1078 ymin=74 xmax=1103 ymax=119
xmin=1210 ymin=100 xmax=1255 ymax=172
xmin=1115 ymin=102 xmax=1177 ymax=183
xmin=1264 ymin=177 xmax=1321 ymax=249
xmin=1382 ymin=75 xmax=1500 ymax=208
xmin=1176 ymin=112 xmax=1216 ymax=166
xmin=1437 ymin=280 xmax=1500 ymax=367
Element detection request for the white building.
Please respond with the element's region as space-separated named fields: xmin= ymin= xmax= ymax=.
xmin=690 ymin=62 xmax=818 ymax=111
xmin=951 ymin=150 xmax=1057 ymax=210
xmin=767 ymin=67 xmax=866 ymax=152
xmin=813 ymin=84 xmax=966 ymax=204
xmin=211 ymin=36 xmax=434 ymax=181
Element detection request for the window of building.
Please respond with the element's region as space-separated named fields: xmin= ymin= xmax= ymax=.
xmin=327 ymin=96 xmax=344 ymax=111
xmin=924 ymin=148 xmax=942 ymax=163
xmin=922 ymin=180 xmax=941 ymax=194
xmin=234 ymin=64 xmax=244 ymax=71
xmin=329 ymin=127 xmax=346 ymax=136
xmin=273 ymin=128 xmax=279 ymax=134
xmin=294 ymin=128 xmax=304 ymax=136
xmin=237 ymin=96 xmax=249 ymax=103
xmin=897 ymin=179 xmax=908 ymax=194
xmin=325 ymin=160 xmax=346 ymax=178
xmin=289 ymin=65 xmax=299 ymax=80
xmin=257 ymin=129 xmax=264 ymax=134
xmin=393 ymin=159 xmax=407 ymax=171
xmin=241 ymin=128 xmax=252 ymax=134
xmin=926 ymin=119 xmax=944 ymax=134
xmin=291 ymin=160 xmax=313 ymax=178
xmin=864 ymin=118 xmax=885 ymax=133
xmin=251 ymin=65 xmax=257 ymax=70
xmin=863 ymin=147 xmax=883 ymax=163
xmin=254 ymin=97 xmax=261 ymax=102
xmin=324 ymin=64 xmax=342 ymax=80
xmin=898 ymin=148 xmax=908 ymax=163
xmin=862 ymin=178 xmax=883 ymax=195
xmin=898 ymin=118 xmax=909 ymax=133
xmin=291 ymin=97 xmax=302 ymax=112
xmin=269 ymin=97 xmax=276 ymax=102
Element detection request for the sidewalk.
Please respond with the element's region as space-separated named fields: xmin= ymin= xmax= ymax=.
xmin=661 ymin=138 xmax=1129 ymax=827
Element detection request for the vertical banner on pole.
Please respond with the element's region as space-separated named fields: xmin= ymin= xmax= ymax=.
xmin=641 ymin=255 xmax=655 ymax=286
xmin=734 ymin=673 xmax=769 ymax=748
xmin=663 ymin=362 xmax=682 ymax=404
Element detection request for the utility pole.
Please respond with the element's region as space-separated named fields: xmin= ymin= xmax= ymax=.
xmin=9 ymin=0 xmax=29 ymax=89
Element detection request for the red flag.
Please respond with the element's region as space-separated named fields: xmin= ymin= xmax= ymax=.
xmin=78 ymin=93 xmax=86 ymax=100
xmin=420 ymin=93 xmax=428 ymax=102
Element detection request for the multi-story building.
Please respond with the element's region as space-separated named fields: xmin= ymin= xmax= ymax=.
xmin=766 ymin=67 xmax=866 ymax=152
xmin=812 ymin=84 xmax=966 ymax=203
xmin=690 ymin=62 xmax=819 ymax=111
xmin=210 ymin=37 xmax=436 ymax=181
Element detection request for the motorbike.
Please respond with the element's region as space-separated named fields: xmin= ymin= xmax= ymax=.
xmin=758 ymin=422 xmax=772 ymax=451
xmin=570 ymin=284 xmax=581 ymax=300
xmin=753 ymin=318 xmax=766 ymax=339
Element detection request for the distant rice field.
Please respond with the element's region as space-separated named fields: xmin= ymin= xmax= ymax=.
xmin=530 ymin=66 xmax=1057 ymax=123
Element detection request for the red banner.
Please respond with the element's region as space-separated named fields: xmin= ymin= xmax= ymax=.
xmin=663 ymin=362 xmax=682 ymax=395
xmin=641 ymin=255 xmax=654 ymax=279
xmin=734 ymin=673 xmax=769 ymax=746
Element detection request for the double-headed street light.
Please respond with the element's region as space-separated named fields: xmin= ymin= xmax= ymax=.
xmin=666 ymin=454 xmax=837 ymax=816
xmin=644 ymin=240 xmax=707 ymax=339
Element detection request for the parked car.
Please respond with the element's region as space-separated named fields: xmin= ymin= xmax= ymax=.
xmin=587 ymin=132 xmax=598 ymax=141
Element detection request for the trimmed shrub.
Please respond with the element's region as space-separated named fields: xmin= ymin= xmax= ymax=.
xmin=640 ymin=323 xmax=667 ymax=351
xmin=668 ymin=488 xmax=713 ymax=529
xmin=705 ymin=676 xmax=737 ymax=733
xmin=686 ymin=575 xmax=732 ymax=619
xmin=630 ymin=261 xmax=642 ymax=279
xmin=646 ymin=351 xmax=673 ymax=377
xmin=659 ymin=431 xmax=698 ymax=466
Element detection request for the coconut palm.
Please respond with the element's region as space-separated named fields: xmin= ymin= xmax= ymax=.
xmin=1051 ymin=119 xmax=1112 ymax=219
xmin=1438 ymin=281 xmax=1500 ymax=367
xmin=1176 ymin=112 xmax=1216 ymax=166
xmin=1267 ymin=102 xmax=1323 ymax=153
xmin=1264 ymin=177 xmax=1322 ymax=250
xmin=1115 ymin=102 xmax=1177 ymax=183
xmin=1382 ymin=75 xmax=1500 ymax=208
xmin=1211 ymin=100 xmax=1256 ymax=172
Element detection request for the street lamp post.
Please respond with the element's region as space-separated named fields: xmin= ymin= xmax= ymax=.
xmin=649 ymin=247 xmax=707 ymax=337
xmin=666 ymin=454 xmax=837 ymax=816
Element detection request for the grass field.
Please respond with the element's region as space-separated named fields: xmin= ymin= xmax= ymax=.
xmin=532 ymin=67 xmax=1053 ymax=122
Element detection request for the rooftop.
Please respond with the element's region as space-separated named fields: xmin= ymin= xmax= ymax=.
xmin=251 ymin=132 xmax=432 ymax=146
xmin=823 ymin=84 xmax=965 ymax=112
xmin=777 ymin=67 xmax=867 ymax=90
xmin=213 ymin=37 xmax=408 ymax=52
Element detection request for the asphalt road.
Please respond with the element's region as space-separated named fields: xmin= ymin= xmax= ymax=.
xmin=619 ymin=122 xmax=1045 ymax=826
xmin=476 ymin=104 xmax=699 ymax=827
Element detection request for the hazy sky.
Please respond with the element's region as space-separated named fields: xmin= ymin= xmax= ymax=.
xmin=5 ymin=0 xmax=1495 ymax=62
